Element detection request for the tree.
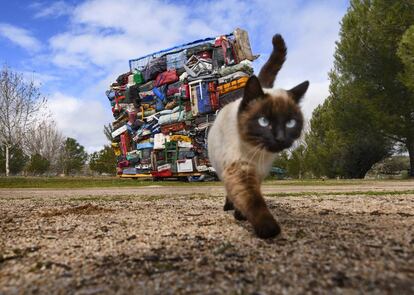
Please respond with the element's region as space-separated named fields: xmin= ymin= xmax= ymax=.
xmin=25 ymin=120 xmax=65 ymax=174
xmin=305 ymin=0 xmax=414 ymax=178
xmin=60 ymin=138 xmax=88 ymax=175
xmin=103 ymin=124 xmax=114 ymax=142
xmin=0 ymin=66 xmax=46 ymax=176
xmin=305 ymin=93 xmax=391 ymax=179
xmin=332 ymin=0 xmax=414 ymax=176
xmin=397 ymin=24 xmax=414 ymax=174
xmin=398 ymin=25 xmax=414 ymax=92
xmin=0 ymin=145 xmax=28 ymax=175
xmin=27 ymin=153 xmax=50 ymax=175
xmin=89 ymin=145 xmax=116 ymax=175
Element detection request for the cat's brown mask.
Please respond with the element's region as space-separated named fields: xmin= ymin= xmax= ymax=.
xmin=238 ymin=75 xmax=309 ymax=153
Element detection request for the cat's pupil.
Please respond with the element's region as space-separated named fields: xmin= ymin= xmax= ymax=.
xmin=286 ymin=119 xmax=296 ymax=128
xmin=258 ymin=117 xmax=269 ymax=127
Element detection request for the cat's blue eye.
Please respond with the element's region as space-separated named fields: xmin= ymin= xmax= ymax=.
xmin=286 ymin=119 xmax=296 ymax=128
xmin=258 ymin=117 xmax=269 ymax=127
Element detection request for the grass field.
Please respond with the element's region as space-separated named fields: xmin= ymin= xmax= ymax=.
xmin=0 ymin=176 xmax=396 ymax=189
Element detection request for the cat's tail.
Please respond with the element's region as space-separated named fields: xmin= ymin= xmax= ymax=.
xmin=258 ymin=34 xmax=287 ymax=88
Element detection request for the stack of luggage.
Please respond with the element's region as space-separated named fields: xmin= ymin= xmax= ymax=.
xmin=106 ymin=28 xmax=257 ymax=178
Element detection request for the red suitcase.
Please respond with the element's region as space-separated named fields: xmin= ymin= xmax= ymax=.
xmin=161 ymin=122 xmax=187 ymax=135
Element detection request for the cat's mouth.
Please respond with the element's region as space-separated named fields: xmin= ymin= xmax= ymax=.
xmin=265 ymin=141 xmax=292 ymax=153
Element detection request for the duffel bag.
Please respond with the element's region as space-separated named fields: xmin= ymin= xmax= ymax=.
xmin=116 ymin=72 xmax=131 ymax=85
xmin=143 ymin=56 xmax=167 ymax=82
xmin=154 ymin=69 xmax=179 ymax=87
xmin=139 ymin=80 xmax=154 ymax=92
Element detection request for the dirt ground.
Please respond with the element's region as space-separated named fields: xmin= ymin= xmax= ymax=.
xmin=1 ymin=181 xmax=413 ymax=294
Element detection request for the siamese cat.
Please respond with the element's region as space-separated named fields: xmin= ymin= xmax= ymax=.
xmin=207 ymin=34 xmax=309 ymax=238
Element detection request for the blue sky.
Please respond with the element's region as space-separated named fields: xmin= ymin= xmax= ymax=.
xmin=0 ymin=0 xmax=349 ymax=152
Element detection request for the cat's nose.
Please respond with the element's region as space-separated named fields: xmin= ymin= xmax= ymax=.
xmin=275 ymin=129 xmax=285 ymax=142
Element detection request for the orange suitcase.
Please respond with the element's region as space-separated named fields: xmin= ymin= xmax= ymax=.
xmin=217 ymin=76 xmax=248 ymax=95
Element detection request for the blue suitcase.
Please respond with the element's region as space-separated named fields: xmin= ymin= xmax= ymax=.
xmin=195 ymin=82 xmax=212 ymax=114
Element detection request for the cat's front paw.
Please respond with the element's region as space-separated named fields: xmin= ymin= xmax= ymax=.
xmin=253 ymin=215 xmax=281 ymax=239
xmin=223 ymin=198 xmax=234 ymax=211
xmin=234 ymin=209 xmax=247 ymax=221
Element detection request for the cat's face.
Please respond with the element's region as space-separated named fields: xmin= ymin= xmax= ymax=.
xmin=238 ymin=76 xmax=308 ymax=153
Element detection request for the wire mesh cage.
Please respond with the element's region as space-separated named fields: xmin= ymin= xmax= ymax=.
xmin=128 ymin=34 xmax=234 ymax=72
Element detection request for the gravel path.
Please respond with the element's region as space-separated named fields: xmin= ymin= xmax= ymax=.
xmin=1 ymin=182 xmax=413 ymax=294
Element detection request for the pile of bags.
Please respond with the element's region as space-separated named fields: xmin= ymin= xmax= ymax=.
xmin=106 ymin=28 xmax=256 ymax=178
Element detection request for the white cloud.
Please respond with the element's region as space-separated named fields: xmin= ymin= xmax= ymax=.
xmin=39 ymin=0 xmax=346 ymax=151
xmin=31 ymin=1 xmax=73 ymax=19
xmin=0 ymin=23 xmax=42 ymax=52
xmin=21 ymin=71 xmax=59 ymax=88
xmin=301 ymin=81 xmax=330 ymax=120
xmin=47 ymin=92 xmax=112 ymax=153
xmin=48 ymin=0 xmax=218 ymax=70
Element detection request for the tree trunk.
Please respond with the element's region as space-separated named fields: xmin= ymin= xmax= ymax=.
xmin=5 ymin=144 xmax=9 ymax=177
xmin=408 ymin=139 xmax=414 ymax=177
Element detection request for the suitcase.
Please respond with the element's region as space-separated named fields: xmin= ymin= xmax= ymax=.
xmin=176 ymin=159 xmax=194 ymax=173
xmin=219 ymin=88 xmax=244 ymax=107
xmin=112 ymin=125 xmax=128 ymax=138
xmin=166 ymin=81 xmax=182 ymax=97
xmin=218 ymin=71 xmax=249 ymax=84
xmin=136 ymin=142 xmax=154 ymax=150
xmin=208 ymin=81 xmax=219 ymax=111
xmin=181 ymin=83 xmax=190 ymax=99
xmin=161 ymin=122 xmax=187 ymax=135
xmin=189 ymin=80 xmax=213 ymax=115
xmin=127 ymin=74 xmax=135 ymax=87
xmin=154 ymin=69 xmax=179 ymax=87
xmin=195 ymin=82 xmax=212 ymax=114
xmin=189 ymin=83 xmax=199 ymax=116
xmin=217 ymin=76 xmax=248 ymax=95
xmin=151 ymin=169 xmax=173 ymax=178
xmin=123 ymin=167 xmax=138 ymax=175
xmin=233 ymin=28 xmax=255 ymax=61
xmin=112 ymin=116 xmax=128 ymax=130
xmin=120 ymin=133 xmax=131 ymax=155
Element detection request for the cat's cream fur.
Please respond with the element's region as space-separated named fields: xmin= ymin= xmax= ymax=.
xmin=206 ymin=34 xmax=309 ymax=239
xmin=208 ymin=88 xmax=290 ymax=181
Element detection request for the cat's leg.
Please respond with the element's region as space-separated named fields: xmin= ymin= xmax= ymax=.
xmin=223 ymin=161 xmax=281 ymax=239
xmin=224 ymin=191 xmax=247 ymax=220
xmin=223 ymin=196 xmax=234 ymax=211
xmin=234 ymin=209 xmax=247 ymax=221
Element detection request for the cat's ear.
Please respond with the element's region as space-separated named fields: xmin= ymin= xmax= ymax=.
xmin=240 ymin=75 xmax=265 ymax=111
xmin=288 ymin=81 xmax=309 ymax=103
